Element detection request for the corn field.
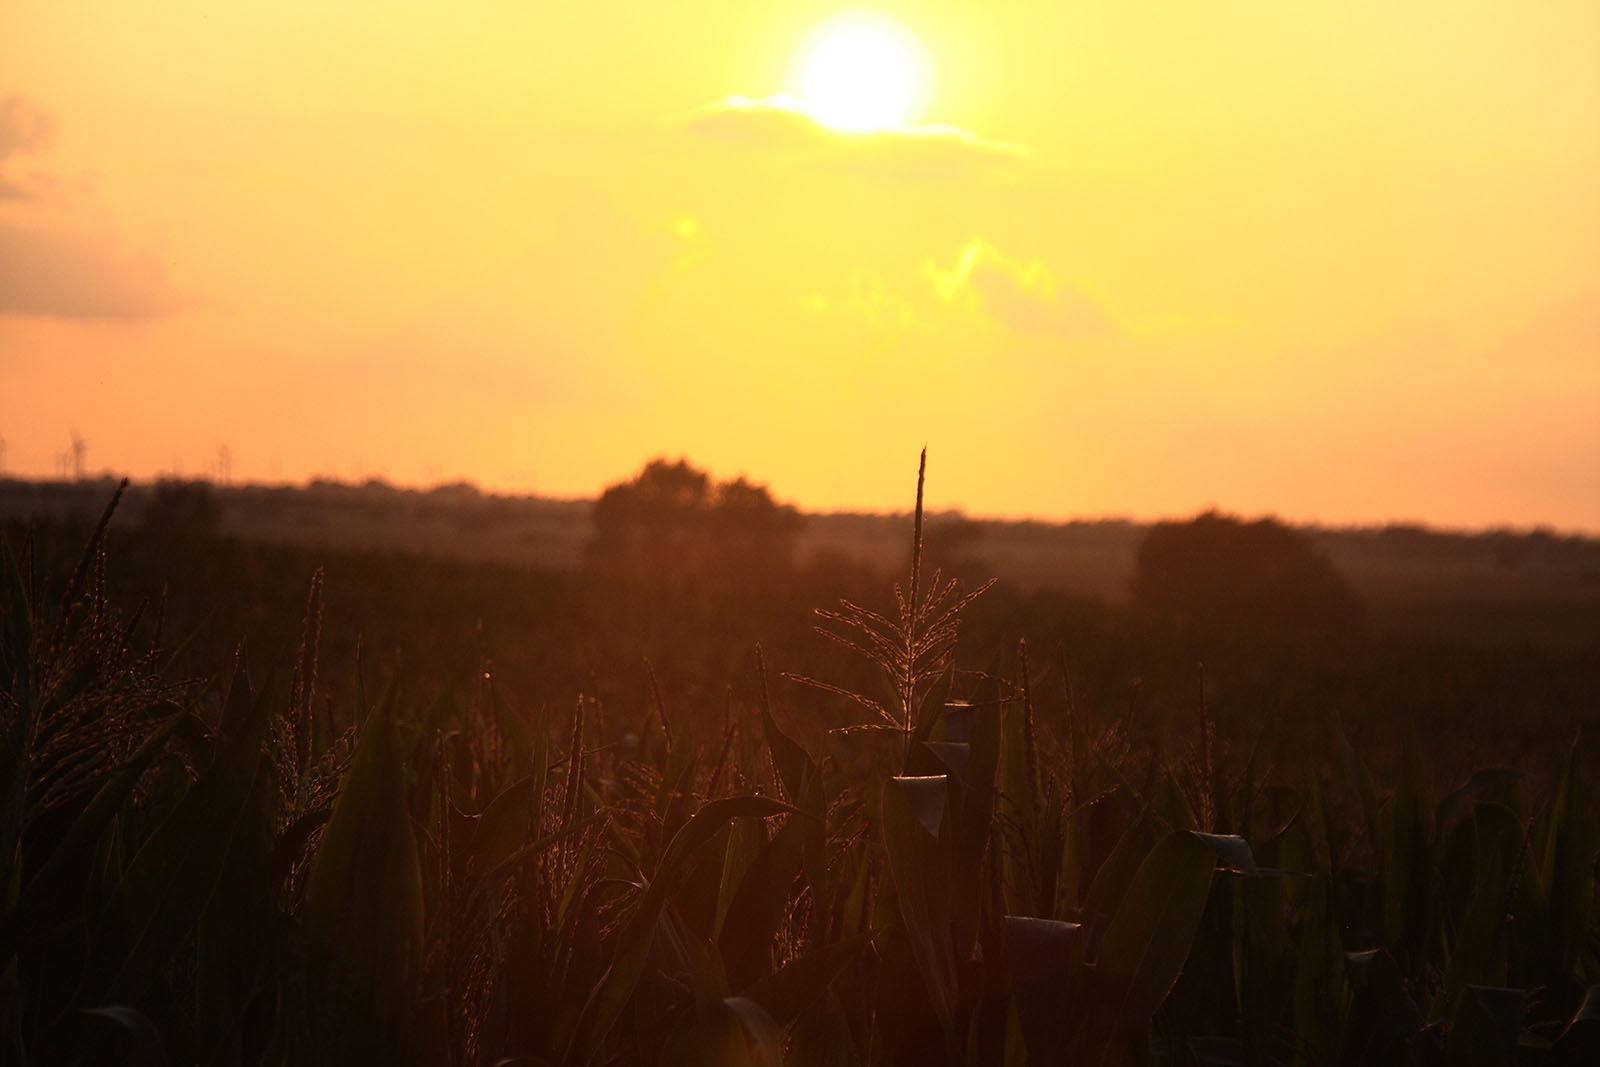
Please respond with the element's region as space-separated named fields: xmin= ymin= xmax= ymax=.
xmin=2 ymin=476 xmax=1597 ymax=1066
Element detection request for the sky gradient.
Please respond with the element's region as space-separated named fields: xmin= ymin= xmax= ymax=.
xmin=2 ymin=2 xmax=1598 ymax=529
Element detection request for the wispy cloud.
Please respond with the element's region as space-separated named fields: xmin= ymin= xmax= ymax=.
xmin=0 ymin=223 xmax=182 ymax=319
xmin=799 ymin=269 xmax=920 ymax=329
xmin=678 ymin=95 xmax=1025 ymax=181
xmin=923 ymin=238 xmax=1109 ymax=340
xmin=803 ymin=238 xmax=1110 ymax=344
xmin=0 ymin=94 xmax=184 ymax=320
xmin=0 ymin=95 xmax=57 ymax=201
xmin=0 ymin=96 xmax=54 ymax=160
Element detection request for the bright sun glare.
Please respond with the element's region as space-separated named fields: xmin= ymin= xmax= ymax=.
xmin=786 ymin=10 xmax=933 ymax=132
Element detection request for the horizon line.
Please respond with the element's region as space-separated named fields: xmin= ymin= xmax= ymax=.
xmin=3 ymin=471 xmax=1597 ymax=541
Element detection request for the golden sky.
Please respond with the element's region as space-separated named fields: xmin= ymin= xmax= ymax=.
xmin=2 ymin=2 xmax=1597 ymax=528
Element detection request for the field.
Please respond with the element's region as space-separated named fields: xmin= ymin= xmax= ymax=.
xmin=2 ymin=472 xmax=1597 ymax=1065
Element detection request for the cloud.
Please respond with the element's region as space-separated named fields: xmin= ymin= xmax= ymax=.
xmin=922 ymin=238 xmax=1109 ymax=340
xmin=799 ymin=269 xmax=920 ymax=329
xmin=0 ymin=95 xmax=54 ymax=160
xmin=0 ymin=223 xmax=182 ymax=319
xmin=0 ymin=95 xmax=56 ymax=200
xmin=0 ymin=94 xmax=185 ymax=319
xmin=800 ymin=239 xmax=1111 ymax=348
xmin=678 ymin=95 xmax=1025 ymax=181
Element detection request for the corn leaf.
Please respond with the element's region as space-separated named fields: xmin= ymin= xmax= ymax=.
xmin=881 ymin=774 xmax=958 ymax=1019
xmin=570 ymin=795 xmax=793 ymax=1060
xmin=1094 ymin=829 xmax=1217 ymax=1034
xmin=301 ymin=694 xmax=431 ymax=1064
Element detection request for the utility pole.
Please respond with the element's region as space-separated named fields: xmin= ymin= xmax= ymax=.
xmin=70 ymin=432 xmax=86 ymax=482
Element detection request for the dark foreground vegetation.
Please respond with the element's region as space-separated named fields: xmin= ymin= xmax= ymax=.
xmin=2 ymin=463 xmax=1597 ymax=1065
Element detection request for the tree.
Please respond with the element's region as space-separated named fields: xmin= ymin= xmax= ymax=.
xmin=1132 ymin=510 xmax=1363 ymax=634
xmin=585 ymin=459 xmax=802 ymax=581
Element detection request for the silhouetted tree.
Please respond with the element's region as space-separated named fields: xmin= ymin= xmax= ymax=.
xmin=1133 ymin=510 xmax=1363 ymax=634
xmin=585 ymin=458 xmax=802 ymax=582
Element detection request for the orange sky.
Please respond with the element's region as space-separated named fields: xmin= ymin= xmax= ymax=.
xmin=2 ymin=2 xmax=1598 ymax=529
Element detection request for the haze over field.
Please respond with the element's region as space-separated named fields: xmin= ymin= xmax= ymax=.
xmin=2 ymin=2 xmax=1598 ymax=529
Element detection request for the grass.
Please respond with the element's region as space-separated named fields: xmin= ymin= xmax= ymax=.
xmin=1 ymin=465 xmax=1596 ymax=1065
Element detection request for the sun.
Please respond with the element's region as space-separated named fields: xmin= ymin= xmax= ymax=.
xmin=785 ymin=10 xmax=933 ymax=132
